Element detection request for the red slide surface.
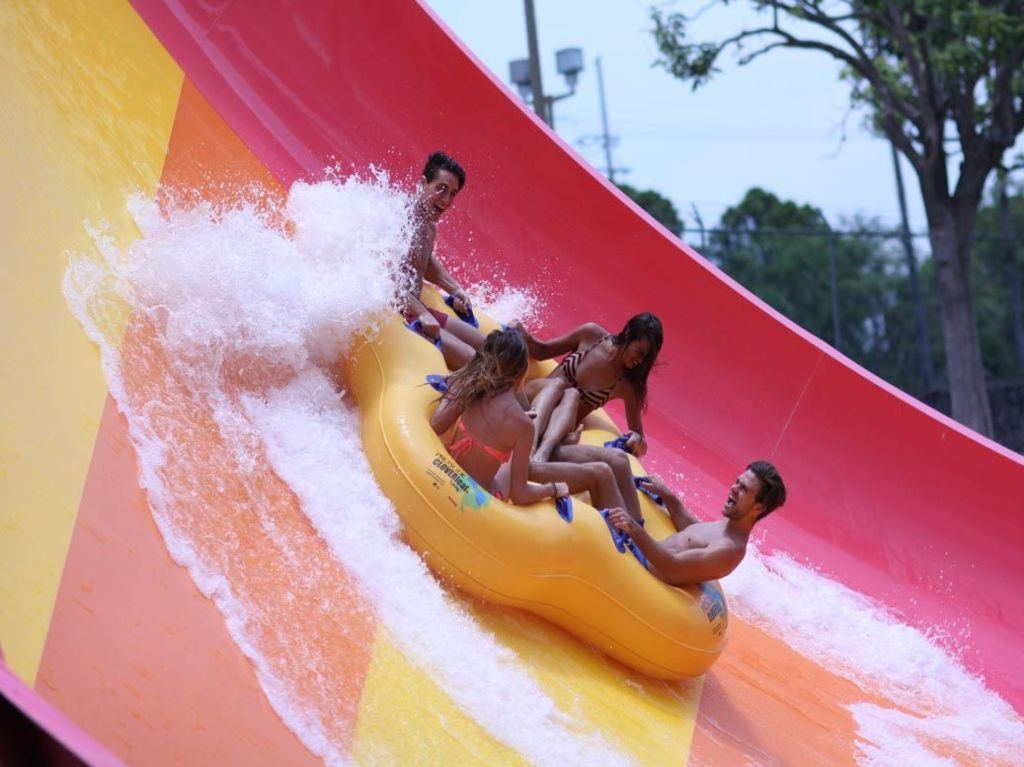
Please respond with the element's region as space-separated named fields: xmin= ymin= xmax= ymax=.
xmin=132 ymin=0 xmax=1024 ymax=713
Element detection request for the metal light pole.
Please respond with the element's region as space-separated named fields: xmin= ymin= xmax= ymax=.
xmin=509 ymin=1 xmax=582 ymax=129
xmin=596 ymin=57 xmax=615 ymax=182
xmin=890 ymin=141 xmax=935 ymax=392
xmin=828 ymin=233 xmax=842 ymax=351
xmin=523 ymin=0 xmax=546 ymax=124
xmin=998 ymin=167 xmax=1024 ymax=373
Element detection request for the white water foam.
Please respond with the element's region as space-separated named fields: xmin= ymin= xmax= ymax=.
xmin=63 ymin=168 xmax=1023 ymax=767
xmin=244 ymin=370 xmax=623 ymax=767
xmin=725 ymin=547 xmax=1024 ymax=765
xmin=63 ymin=173 xmax=627 ymax=767
xmin=468 ymin=280 xmax=546 ymax=327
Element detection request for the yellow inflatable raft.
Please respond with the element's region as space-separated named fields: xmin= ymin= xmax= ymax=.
xmin=345 ymin=291 xmax=728 ymax=678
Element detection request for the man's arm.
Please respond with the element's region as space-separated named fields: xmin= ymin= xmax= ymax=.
xmin=402 ymin=292 xmax=442 ymax=339
xmin=403 ymin=290 xmax=430 ymax=319
xmin=424 ymin=252 xmax=468 ymax=306
xmin=638 ymin=476 xmax=698 ymax=531
xmin=607 ymin=509 xmax=740 ymax=585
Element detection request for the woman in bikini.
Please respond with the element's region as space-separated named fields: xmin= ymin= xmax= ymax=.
xmin=430 ymin=328 xmax=628 ymax=511
xmin=512 ymin=313 xmax=664 ymax=521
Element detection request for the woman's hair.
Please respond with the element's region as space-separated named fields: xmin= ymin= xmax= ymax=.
xmin=442 ymin=328 xmax=528 ymax=413
xmin=611 ymin=312 xmax=664 ymax=411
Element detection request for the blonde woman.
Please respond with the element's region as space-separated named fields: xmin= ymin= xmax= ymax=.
xmin=430 ymin=328 xmax=627 ymax=512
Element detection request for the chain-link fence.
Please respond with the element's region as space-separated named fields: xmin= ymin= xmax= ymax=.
xmin=682 ymin=225 xmax=1024 ymax=452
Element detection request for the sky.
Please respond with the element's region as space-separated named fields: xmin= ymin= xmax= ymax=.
xmin=425 ymin=0 xmax=1019 ymax=238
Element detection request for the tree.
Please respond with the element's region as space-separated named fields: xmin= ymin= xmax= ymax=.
xmin=705 ymin=188 xmax=904 ymax=380
xmin=652 ymin=1 xmax=1024 ymax=437
xmin=970 ymin=175 xmax=1024 ymax=377
xmin=616 ymin=183 xmax=684 ymax=236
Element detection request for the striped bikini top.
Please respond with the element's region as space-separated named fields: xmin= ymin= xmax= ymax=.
xmin=558 ymin=337 xmax=619 ymax=413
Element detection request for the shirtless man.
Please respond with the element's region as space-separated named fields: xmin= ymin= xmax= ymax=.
xmin=607 ymin=461 xmax=786 ymax=586
xmin=402 ymin=151 xmax=484 ymax=368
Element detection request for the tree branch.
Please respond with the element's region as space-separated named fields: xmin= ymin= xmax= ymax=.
xmin=882 ymin=3 xmax=927 ymax=104
xmin=710 ymin=21 xmax=921 ymax=125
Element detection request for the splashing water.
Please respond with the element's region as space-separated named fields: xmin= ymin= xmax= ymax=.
xmin=62 ymin=170 xmax=1022 ymax=767
xmin=726 ymin=548 xmax=1024 ymax=765
xmin=63 ymin=173 xmax=627 ymax=767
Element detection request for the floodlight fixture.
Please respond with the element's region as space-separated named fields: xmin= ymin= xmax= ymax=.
xmin=555 ymin=47 xmax=583 ymax=90
xmin=509 ymin=58 xmax=533 ymax=100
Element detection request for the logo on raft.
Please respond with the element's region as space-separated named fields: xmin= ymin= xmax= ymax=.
xmin=431 ymin=452 xmax=491 ymax=513
xmin=698 ymin=581 xmax=728 ymax=635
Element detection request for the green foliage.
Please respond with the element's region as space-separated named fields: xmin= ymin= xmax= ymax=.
xmin=704 ymin=188 xmax=908 ymax=383
xmin=616 ymin=183 xmax=684 ymax=236
xmin=651 ymin=1 xmax=1024 ymax=434
xmin=707 ymin=184 xmax=1024 ymax=397
xmin=650 ymin=1 xmax=1024 ymax=172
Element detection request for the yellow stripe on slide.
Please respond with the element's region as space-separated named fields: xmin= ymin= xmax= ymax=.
xmin=351 ymin=628 xmax=527 ymax=765
xmin=0 ymin=0 xmax=182 ymax=684
xmin=351 ymin=595 xmax=700 ymax=764
xmin=469 ymin=600 xmax=702 ymax=764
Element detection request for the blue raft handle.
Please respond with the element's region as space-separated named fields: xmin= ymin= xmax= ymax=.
xmin=599 ymin=509 xmax=648 ymax=567
xmin=405 ymin=319 xmax=443 ymax=349
xmin=633 ymin=475 xmax=666 ymax=507
xmin=425 ymin=374 xmax=448 ymax=393
xmin=444 ymin=293 xmax=479 ymax=328
xmin=603 ymin=435 xmax=633 ymax=454
xmin=599 ymin=509 xmax=627 ymax=553
xmin=554 ymin=495 xmax=573 ymax=523
xmin=623 ymin=536 xmax=648 ymax=569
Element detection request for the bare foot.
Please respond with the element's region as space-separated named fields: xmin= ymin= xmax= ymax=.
xmin=560 ymin=424 xmax=584 ymax=446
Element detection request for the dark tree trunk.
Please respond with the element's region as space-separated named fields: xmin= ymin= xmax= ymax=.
xmin=927 ymin=206 xmax=994 ymax=435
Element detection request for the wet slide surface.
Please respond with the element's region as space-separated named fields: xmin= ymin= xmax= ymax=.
xmin=1 ymin=1 xmax=1022 ymax=765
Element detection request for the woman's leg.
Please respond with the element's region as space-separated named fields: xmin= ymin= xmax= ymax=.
xmin=550 ymin=443 xmax=644 ymax=521
xmin=533 ymin=387 xmax=580 ymax=462
xmin=524 ymin=377 xmax=569 ymax=454
xmin=529 ymin=460 xmax=625 ymax=511
xmin=444 ymin=315 xmax=486 ymax=351
xmin=438 ymin=329 xmax=476 ymax=369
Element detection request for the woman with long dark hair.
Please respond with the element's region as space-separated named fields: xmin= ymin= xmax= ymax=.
xmin=512 ymin=313 xmax=664 ymax=521
xmin=430 ymin=328 xmax=628 ymax=511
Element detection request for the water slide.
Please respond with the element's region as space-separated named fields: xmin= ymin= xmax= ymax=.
xmin=2 ymin=1 xmax=1022 ymax=765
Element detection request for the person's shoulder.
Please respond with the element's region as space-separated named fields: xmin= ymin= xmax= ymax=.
xmin=711 ymin=534 xmax=747 ymax=566
xmin=411 ymin=219 xmax=436 ymax=244
xmin=577 ymin=322 xmax=606 ymax=344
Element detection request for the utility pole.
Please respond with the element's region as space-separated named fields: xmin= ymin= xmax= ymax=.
xmin=523 ymin=0 xmax=547 ymax=124
xmin=890 ymin=141 xmax=935 ymax=393
xmin=997 ymin=167 xmax=1024 ymax=373
xmin=828 ymin=233 xmax=842 ymax=352
xmin=596 ymin=57 xmax=616 ymax=182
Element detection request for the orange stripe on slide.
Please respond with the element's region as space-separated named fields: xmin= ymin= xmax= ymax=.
xmin=690 ymin=620 xmax=867 ymax=765
xmin=36 ymin=397 xmax=325 ymax=766
xmin=35 ymin=81 xmax=378 ymax=764
xmin=159 ymin=79 xmax=285 ymax=210
xmin=687 ymin=618 xmax=1003 ymax=766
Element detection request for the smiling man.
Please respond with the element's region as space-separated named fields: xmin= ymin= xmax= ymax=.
xmin=400 ymin=151 xmax=484 ymax=368
xmin=607 ymin=461 xmax=786 ymax=587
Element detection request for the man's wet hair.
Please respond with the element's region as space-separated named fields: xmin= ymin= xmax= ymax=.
xmin=748 ymin=460 xmax=786 ymax=521
xmin=423 ymin=151 xmax=466 ymax=189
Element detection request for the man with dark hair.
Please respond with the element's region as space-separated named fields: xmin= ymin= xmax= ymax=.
xmin=607 ymin=461 xmax=786 ymax=586
xmin=401 ymin=151 xmax=483 ymax=368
